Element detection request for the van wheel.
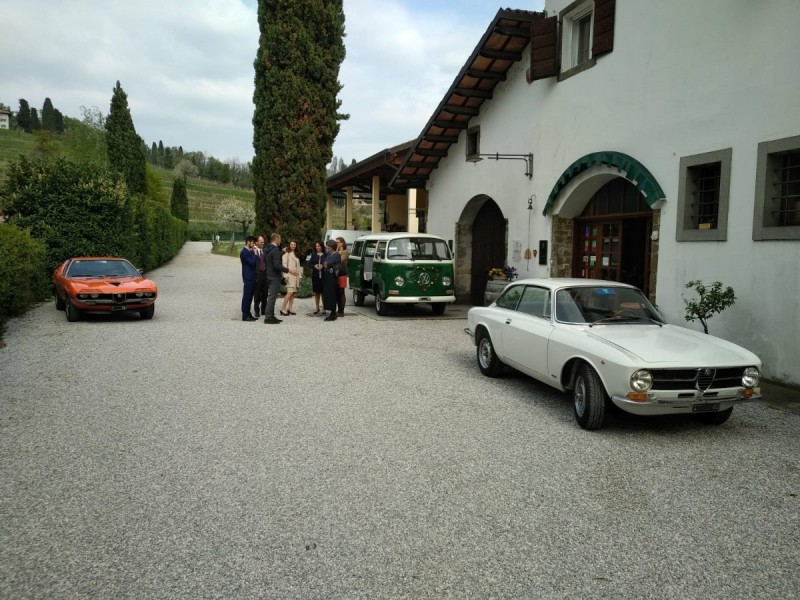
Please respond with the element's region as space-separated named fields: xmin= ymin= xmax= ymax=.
xmin=353 ymin=290 xmax=365 ymax=306
xmin=573 ymin=363 xmax=607 ymax=430
xmin=375 ymin=291 xmax=389 ymax=316
xmin=431 ymin=303 xmax=446 ymax=315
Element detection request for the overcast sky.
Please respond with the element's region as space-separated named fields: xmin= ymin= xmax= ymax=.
xmin=1 ymin=0 xmax=543 ymax=166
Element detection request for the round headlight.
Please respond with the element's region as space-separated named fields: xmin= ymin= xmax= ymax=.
xmin=442 ymin=276 xmax=452 ymax=286
xmin=135 ymin=292 xmax=144 ymax=298
xmin=77 ymin=293 xmax=89 ymax=299
xmin=394 ymin=276 xmax=405 ymax=286
xmin=90 ymin=293 xmax=99 ymax=299
xmin=742 ymin=366 xmax=760 ymax=388
xmin=630 ymin=369 xmax=653 ymax=392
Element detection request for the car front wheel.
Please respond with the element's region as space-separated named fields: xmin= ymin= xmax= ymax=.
xmin=139 ymin=305 xmax=155 ymax=320
xmin=573 ymin=363 xmax=607 ymax=430
xmin=65 ymin=299 xmax=80 ymax=322
xmin=353 ymin=290 xmax=365 ymax=306
xmin=477 ymin=331 xmax=504 ymax=377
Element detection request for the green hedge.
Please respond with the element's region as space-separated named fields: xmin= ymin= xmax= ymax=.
xmin=0 ymin=224 xmax=50 ymax=336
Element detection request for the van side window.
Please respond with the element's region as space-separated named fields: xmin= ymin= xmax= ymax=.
xmin=352 ymin=241 xmax=363 ymax=257
xmin=365 ymin=240 xmax=377 ymax=257
xmin=376 ymin=241 xmax=386 ymax=259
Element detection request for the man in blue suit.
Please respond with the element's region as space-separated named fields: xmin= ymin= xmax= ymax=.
xmin=240 ymin=235 xmax=258 ymax=321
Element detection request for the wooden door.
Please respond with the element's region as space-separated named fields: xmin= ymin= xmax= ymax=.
xmin=471 ymin=200 xmax=506 ymax=305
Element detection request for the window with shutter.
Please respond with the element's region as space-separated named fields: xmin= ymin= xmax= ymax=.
xmin=528 ymin=16 xmax=558 ymax=82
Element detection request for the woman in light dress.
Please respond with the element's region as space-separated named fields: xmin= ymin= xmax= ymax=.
xmin=280 ymin=240 xmax=302 ymax=316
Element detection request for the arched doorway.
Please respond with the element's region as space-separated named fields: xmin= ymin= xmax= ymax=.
xmin=470 ymin=199 xmax=506 ymax=305
xmin=572 ymin=178 xmax=652 ymax=294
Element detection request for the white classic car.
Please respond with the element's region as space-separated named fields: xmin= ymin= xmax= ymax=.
xmin=465 ymin=278 xmax=761 ymax=430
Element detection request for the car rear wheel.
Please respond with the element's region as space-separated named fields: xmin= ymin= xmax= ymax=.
xmin=696 ymin=407 xmax=733 ymax=426
xmin=477 ymin=332 xmax=504 ymax=377
xmin=55 ymin=292 xmax=65 ymax=310
xmin=375 ymin=291 xmax=389 ymax=316
xmin=353 ymin=290 xmax=365 ymax=306
xmin=65 ymin=299 xmax=80 ymax=322
xmin=139 ymin=305 xmax=155 ymax=320
xmin=431 ymin=303 xmax=446 ymax=315
xmin=573 ymin=363 xmax=607 ymax=430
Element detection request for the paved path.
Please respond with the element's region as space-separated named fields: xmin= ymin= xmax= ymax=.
xmin=2 ymin=242 xmax=799 ymax=599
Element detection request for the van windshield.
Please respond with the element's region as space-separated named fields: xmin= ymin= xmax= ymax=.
xmin=386 ymin=237 xmax=451 ymax=260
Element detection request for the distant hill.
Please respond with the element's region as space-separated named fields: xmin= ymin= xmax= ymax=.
xmin=0 ymin=128 xmax=254 ymax=241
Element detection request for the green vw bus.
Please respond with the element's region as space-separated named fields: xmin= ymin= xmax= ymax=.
xmin=348 ymin=233 xmax=456 ymax=315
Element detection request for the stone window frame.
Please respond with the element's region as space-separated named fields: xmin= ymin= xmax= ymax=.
xmin=675 ymin=148 xmax=732 ymax=242
xmin=752 ymin=134 xmax=800 ymax=241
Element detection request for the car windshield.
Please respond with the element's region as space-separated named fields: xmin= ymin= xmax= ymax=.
xmin=67 ymin=259 xmax=139 ymax=278
xmin=555 ymin=285 xmax=664 ymax=325
xmin=386 ymin=237 xmax=451 ymax=260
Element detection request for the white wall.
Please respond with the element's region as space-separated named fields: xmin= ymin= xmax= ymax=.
xmin=426 ymin=0 xmax=800 ymax=383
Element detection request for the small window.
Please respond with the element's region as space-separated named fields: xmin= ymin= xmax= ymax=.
xmin=352 ymin=241 xmax=364 ymax=257
xmin=676 ymin=148 xmax=732 ymax=242
xmin=753 ymin=135 xmax=800 ymax=241
xmin=364 ymin=240 xmax=378 ymax=257
xmin=559 ymin=0 xmax=595 ymax=78
xmin=466 ymin=127 xmax=480 ymax=162
xmin=496 ymin=285 xmax=523 ymax=310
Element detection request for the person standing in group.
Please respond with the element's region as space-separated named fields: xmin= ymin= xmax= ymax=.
xmin=264 ymin=232 xmax=298 ymax=324
xmin=279 ymin=240 xmax=302 ymax=316
xmin=239 ymin=235 xmax=258 ymax=321
xmin=335 ymin=237 xmax=349 ymax=317
xmin=253 ymin=234 xmax=268 ymax=318
xmin=322 ymin=239 xmax=341 ymax=321
xmin=308 ymin=241 xmax=326 ymax=314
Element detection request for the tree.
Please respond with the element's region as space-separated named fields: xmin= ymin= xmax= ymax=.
xmin=252 ymin=0 xmax=347 ymax=255
xmin=683 ymin=280 xmax=736 ymax=334
xmin=215 ymin=198 xmax=255 ymax=240
xmin=41 ymin=98 xmax=56 ymax=131
xmin=173 ymin=159 xmax=199 ymax=179
xmin=105 ymin=81 xmax=148 ymax=195
xmin=61 ymin=107 xmax=108 ymax=167
xmin=53 ymin=109 xmax=65 ymax=133
xmin=17 ymin=99 xmax=31 ymax=132
xmin=170 ymin=176 xmax=189 ymax=222
xmin=30 ymin=107 xmax=41 ymax=131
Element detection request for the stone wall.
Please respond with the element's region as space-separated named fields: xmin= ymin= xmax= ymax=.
xmin=550 ymin=216 xmax=574 ymax=278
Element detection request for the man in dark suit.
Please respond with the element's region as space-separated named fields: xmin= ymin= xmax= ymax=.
xmin=253 ymin=234 xmax=268 ymax=317
xmin=264 ymin=232 xmax=299 ymax=324
xmin=240 ymin=235 xmax=258 ymax=321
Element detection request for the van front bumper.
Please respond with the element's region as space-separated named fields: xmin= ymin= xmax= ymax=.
xmin=384 ymin=294 xmax=456 ymax=304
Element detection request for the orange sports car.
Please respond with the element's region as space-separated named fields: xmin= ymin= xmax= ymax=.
xmin=52 ymin=257 xmax=158 ymax=321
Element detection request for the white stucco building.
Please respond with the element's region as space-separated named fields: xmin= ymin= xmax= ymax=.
xmin=328 ymin=0 xmax=800 ymax=386
xmin=0 ymin=109 xmax=11 ymax=129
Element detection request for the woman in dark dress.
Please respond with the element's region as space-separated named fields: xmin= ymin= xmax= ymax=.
xmin=321 ymin=239 xmax=341 ymax=321
xmin=308 ymin=241 xmax=325 ymax=314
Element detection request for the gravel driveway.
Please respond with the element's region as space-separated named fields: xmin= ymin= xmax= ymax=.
xmin=2 ymin=242 xmax=799 ymax=599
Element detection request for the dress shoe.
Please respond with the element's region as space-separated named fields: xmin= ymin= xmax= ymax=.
xmin=264 ymin=316 xmax=282 ymax=324
xmin=279 ymin=310 xmax=289 ymax=316
xmin=242 ymin=315 xmax=257 ymax=321
xmin=289 ymin=311 xmax=296 ymax=315
xmin=324 ymin=313 xmax=337 ymax=321
xmin=254 ymin=308 xmax=260 ymax=318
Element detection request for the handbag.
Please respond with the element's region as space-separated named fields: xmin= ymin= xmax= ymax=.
xmin=281 ymin=277 xmax=287 ymax=286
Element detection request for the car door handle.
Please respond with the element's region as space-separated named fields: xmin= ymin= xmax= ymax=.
xmin=505 ymin=318 xmax=512 ymax=325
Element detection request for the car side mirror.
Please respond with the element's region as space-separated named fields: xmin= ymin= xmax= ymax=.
xmin=137 ymin=268 xmax=144 ymax=275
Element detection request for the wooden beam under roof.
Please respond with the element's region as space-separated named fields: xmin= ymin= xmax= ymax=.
xmin=479 ymin=48 xmax=521 ymax=60
xmin=465 ymin=69 xmax=506 ymax=81
xmin=423 ymin=134 xmax=459 ymax=143
xmin=442 ymin=105 xmax=479 ymax=116
xmin=432 ymin=120 xmax=469 ymax=129
xmin=415 ymin=148 xmax=448 ymax=157
xmin=454 ymin=88 xmax=493 ymax=99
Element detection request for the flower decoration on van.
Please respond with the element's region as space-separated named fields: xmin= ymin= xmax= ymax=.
xmin=488 ymin=266 xmax=518 ymax=280
xmin=414 ymin=266 xmax=438 ymax=291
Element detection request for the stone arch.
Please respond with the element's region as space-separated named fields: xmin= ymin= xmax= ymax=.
xmin=455 ymin=195 xmax=507 ymax=304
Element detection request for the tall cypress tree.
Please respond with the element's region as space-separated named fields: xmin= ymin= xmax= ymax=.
xmin=54 ymin=109 xmax=65 ymax=133
xmin=30 ymin=108 xmax=41 ymax=131
xmin=41 ymin=98 xmax=56 ymax=131
xmin=252 ymin=0 xmax=347 ymax=254
xmin=170 ymin=176 xmax=189 ymax=222
xmin=105 ymin=81 xmax=148 ymax=195
xmin=17 ymin=99 xmax=31 ymax=132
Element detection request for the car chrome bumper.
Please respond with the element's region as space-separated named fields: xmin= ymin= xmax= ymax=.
xmin=383 ymin=295 xmax=456 ymax=304
xmin=611 ymin=389 xmax=761 ymax=415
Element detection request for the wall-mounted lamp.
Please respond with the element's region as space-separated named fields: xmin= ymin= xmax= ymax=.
xmin=527 ymin=195 xmax=534 ymax=210
xmin=468 ymin=152 xmax=534 ymax=179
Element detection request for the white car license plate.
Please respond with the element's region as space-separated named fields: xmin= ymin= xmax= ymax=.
xmin=692 ymin=403 xmax=720 ymax=412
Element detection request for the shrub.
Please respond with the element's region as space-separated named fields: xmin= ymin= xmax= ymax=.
xmin=683 ymin=280 xmax=736 ymax=334
xmin=0 ymin=224 xmax=50 ymax=336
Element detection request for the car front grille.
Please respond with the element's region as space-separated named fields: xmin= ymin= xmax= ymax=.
xmin=650 ymin=368 xmax=743 ymax=391
xmin=76 ymin=293 xmax=155 ymax=305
